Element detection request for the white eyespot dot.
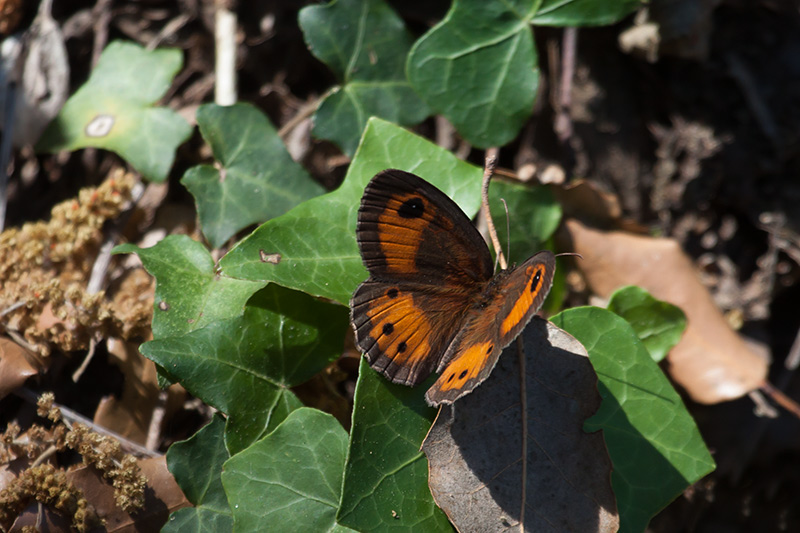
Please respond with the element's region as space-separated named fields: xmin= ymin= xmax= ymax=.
xmin=85 ymin=114 xmax=115 ymax=137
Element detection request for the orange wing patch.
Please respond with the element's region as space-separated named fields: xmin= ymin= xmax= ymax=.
xmin=351 ymin=283 xmax=442 ymax=385
xmin=374 ymin=191 xmax=451 ymax=276
xmin=500 ymin=263 xmax=546 ymax=337
xmin=432 ymin=340 xmax=495 ymax=393
xmin=368 ymin=296 xmax=431 ymax=365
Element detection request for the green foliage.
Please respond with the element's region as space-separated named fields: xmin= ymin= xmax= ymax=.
xmin=552 ymin=308 xmax=715 ymax=533
xmin=138 ymin=281 xmax=346 ymax=454
xmin=222 ymin=408 xmax=354 ymax=532
xmin=407 ymin=0 xmax=638 ymax=147
xmin=114 ymin=236 xmax=264 ymax=338
xmin=37 ymin=41 xmax=192 ymax=181
xmin=90 ymin=3 xmax=713 ymax=529
xmin=489 ymin=180 xmax=561 ymax=265
xmin=299 ymin=0 xmax=430 ymax=155
xmin=163 ymin=415 xmax=232 ymax=532
xmin=219 ymin=118 xmax=484 ymax=305
xmin=182 ymin=103 xmax=324 ymax=248
xmin=338 ymin=359 xmax=451 ymax=531
xmin=608 ymin=285 xmax=687 ymax=362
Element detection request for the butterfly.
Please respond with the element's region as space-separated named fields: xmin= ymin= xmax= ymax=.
xmin=350 ymin=169 xmax=555 ymax=406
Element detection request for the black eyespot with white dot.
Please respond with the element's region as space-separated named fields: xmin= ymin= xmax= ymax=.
xmin=398 ymin=197 xmax=425 ymax=218
xmin=530 ymin=271 xmax=542 ymax=292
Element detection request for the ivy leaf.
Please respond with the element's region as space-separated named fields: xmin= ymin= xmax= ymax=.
xmin=299 ymin=0 xmax=430 ymax=155
xmin=163 ymin=415 xmax=232 ymax=533
xmin=488 ymin=180 xmax=561 ymax=265
xmin=407 ymin=0 xmax=638 ymax=147
xmin=182 ymin=103 xmax=324 ymax=248
xmin=140 ymin=284 xmax=347 ymax=454
xmin=113 ymin=236 xmax=264 ymax=339
xmin=337 ymin=359 xmax=451 ymax=532
xmin=222 ymin=408 xmax=355 ymax=532
xmin=219 ymin=118 xmax=482 ymax=305
xmin=532 ymin=0 xmax=640 ymax=26
xmin=552 ymin=307 xmax=715 ymax=532
xmin=607 ymin=285 xmax=687 ymax=362
xmin=37 ymin=41 xmax=192 ymax=181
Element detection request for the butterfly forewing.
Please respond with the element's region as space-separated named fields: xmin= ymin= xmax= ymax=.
xmin=356 ymin=169 xmax=493 ymax=287
xmin=351 ymin=169 xmax=494 ymax=386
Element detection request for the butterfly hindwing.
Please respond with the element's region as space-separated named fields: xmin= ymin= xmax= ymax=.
xmin=425 ymin=251 xmax=556 ymax=406
xmin=351 ymin=280 xmax=472 ymax=386
xmin=495 ymin=251 xmax=556 ymax=347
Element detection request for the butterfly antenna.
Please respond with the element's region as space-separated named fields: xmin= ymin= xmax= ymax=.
xmin=481 ymin=148 xmax=507 ymax=270
xmin=555 ymin=252 xmax=583 ymax=259
xmin=501 ymin=197 xmax=511 ymax=261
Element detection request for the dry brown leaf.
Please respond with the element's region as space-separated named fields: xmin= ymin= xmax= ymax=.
xmin=66 ymin=456 xmax=189 ymax=532
xmin=422 ymin=318 xmax=618 ymax=532
xmin=93 ymin=338 xmax=159 ymax=445
xmin=553 ymin=178 xmax=622 ymax=223
xmin=553 ymin=178 xmax=650 ymax=234
xmin=563 ymin=218 xmax=768 ymax=403
xmin=0 ymin=338 xmax=45 ymax=400
xmin=10 ymin=501 xmax=74 ymax=532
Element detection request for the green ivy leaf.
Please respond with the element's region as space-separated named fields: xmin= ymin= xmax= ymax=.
xmin=299 ymin=0 xmax=430 ymax=155
xmin=37 ymin=41 xmax=192 ymax=181
xmin=552 ymin=307 xmax=715 ymax=533
xmin=532 ymin=0 xmax=640 ymax=26
xmin=407 ymin=0 xmax=638 ymax=147
xmin=488 ymin=180 xmax=561 ymax=265
xmin=337 ymin=359 xmax=451 ymax=532
xmin=219 ymin=118 xmax=483 ymax=305
xmin=607 ymin=286 xmax=687 ymax=362
xmin=182 ymin=103 xmax=324 ymax=248
xmin=163 ymin=415 xmax=232 ymax=533
xmin=139 ymin=284 xmax=347 ymax=454
xmin=222 ymin=408 xmax=355 ymax=532
xmin=113 ymin=236 xmax=264 ymax=339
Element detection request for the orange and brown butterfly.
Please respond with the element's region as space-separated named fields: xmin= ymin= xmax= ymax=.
xmin=350 ymin=169 xmax=555 ymax=406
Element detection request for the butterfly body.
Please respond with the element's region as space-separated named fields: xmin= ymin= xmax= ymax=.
xmin=351 ymin=169 xmax=555 ymax=406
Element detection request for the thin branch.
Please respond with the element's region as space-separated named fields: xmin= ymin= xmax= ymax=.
xmin=1 ymin=300 xmax=26 ymax=317
xmin=748 ymin=389 xmax=778 ymax=418
xmin=6 ymin=328 xmax=39 ymax=353
xmin=785 ymin=326 xmax=800 ymax=371
xmin=147 ymin=13 xmax=192 ymax=51
xmin=91 ymin=0 xmax=112 ymax=68
xmin=277 ymin=99 xmax=318 ymax=139
xmin=554 ymin=27 xmax=577 ymax=144
xmin=726 ymin=53 xmax=783 ymax=154
xmin=146 ymin=390 xmax=168 ymax=451
xmin=480 ymin=148 xmax=506 ymax=269
xmin=215 ymin=0 xmax=238 ymax=105
xmin=761 ymin=381 xmax=800 ymax=419
xmin=15 ymin=388 xmax=161 ymax=458
xmin=71 ymin=337 xmax=97 ymax=383
xmin=86 ymin=179 xmax=146 ymax=294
